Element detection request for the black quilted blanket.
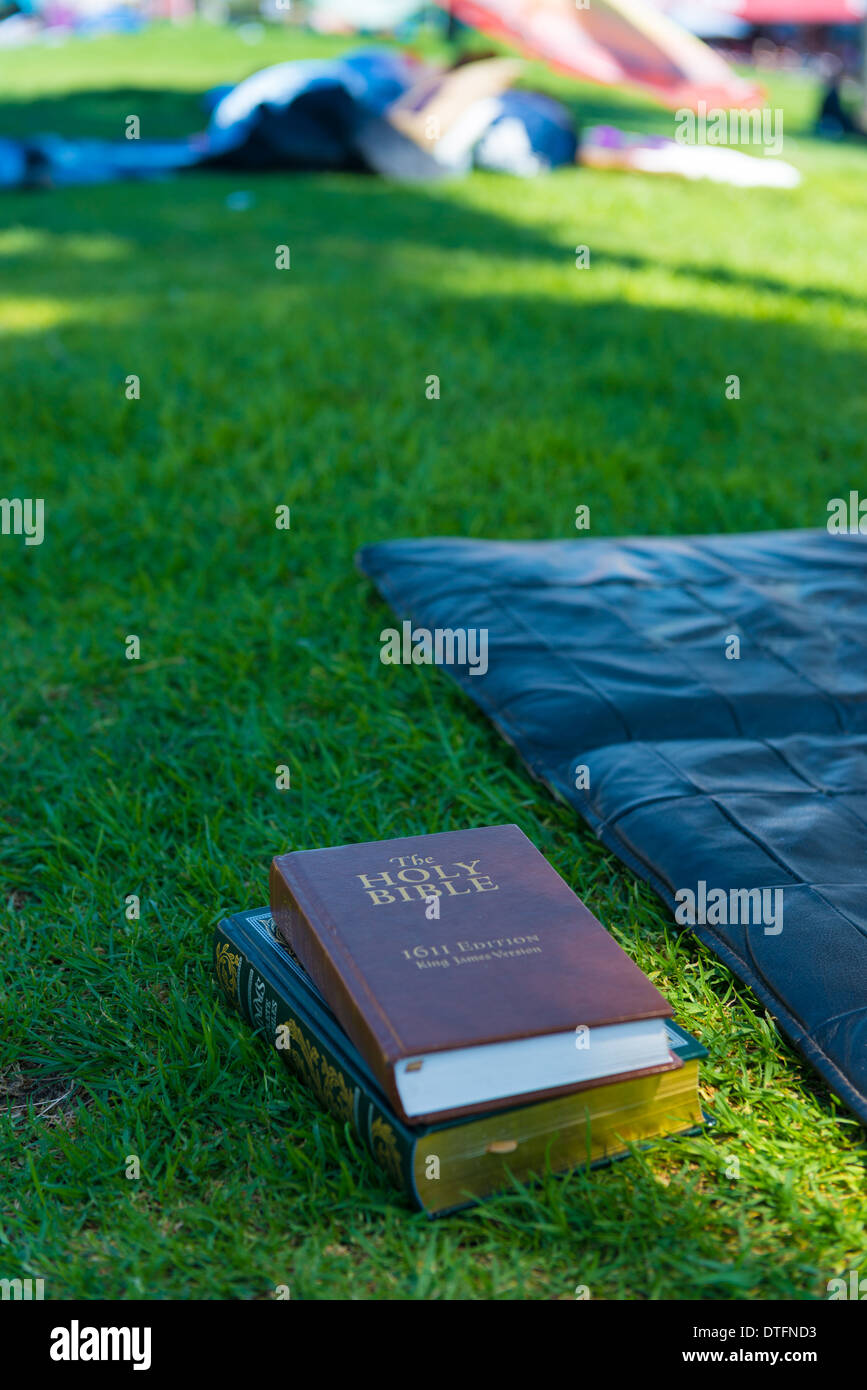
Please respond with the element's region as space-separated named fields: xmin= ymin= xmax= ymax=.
xmin=357 ymin=529 xmax=867 ymax=1126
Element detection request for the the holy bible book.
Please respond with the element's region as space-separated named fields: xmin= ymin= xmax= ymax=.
xmin=270 ymin=824 xmax=679 ymax=1125
xmin=214 ymin=906 xmax=707 ymax=1216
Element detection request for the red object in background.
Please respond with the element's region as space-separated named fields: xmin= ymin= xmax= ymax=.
xmin=725 ymin=0 xmax=865 ymax=19
xmin=442 ymin=0 xmax=764 ymax=108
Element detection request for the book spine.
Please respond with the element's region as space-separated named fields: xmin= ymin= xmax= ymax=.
xmin=213 ymin=925 xmax=422 ymax=1211
xmin=269 ymin=859 xmax=405 ymax=1116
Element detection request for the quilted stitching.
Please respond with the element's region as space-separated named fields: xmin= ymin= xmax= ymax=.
xmin=358 ymin=529 xmax=867 ymax=1125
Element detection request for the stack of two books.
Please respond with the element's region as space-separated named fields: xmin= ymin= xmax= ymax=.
xmin=214 ymin=825 xmax=706 ymax=1215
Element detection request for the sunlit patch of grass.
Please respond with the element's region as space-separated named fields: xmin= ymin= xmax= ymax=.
xmin=0 ymin=296 xmax=93 ymax=332
xmin=0 ymin=228 xmax=132 ymax=262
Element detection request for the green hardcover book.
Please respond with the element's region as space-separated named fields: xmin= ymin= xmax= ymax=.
xmin=214 ymin=907 xmax=708 ymax=1217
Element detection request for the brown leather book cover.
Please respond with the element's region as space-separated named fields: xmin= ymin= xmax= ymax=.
xmin=270 ymin=824 xmax=677 ymax=1124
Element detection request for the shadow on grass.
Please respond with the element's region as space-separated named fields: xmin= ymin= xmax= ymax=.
xmin=590 ymin=247 xmax=867 ymax=313
xmin=0 ymin=87 xmax=214 ymax=142
xmin=0 ymin=162 xmax=863 ymax=322
xmin=0 ymin=172 xmax=861 ymax=509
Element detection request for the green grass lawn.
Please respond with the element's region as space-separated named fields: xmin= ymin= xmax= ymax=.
xmin=1 ymin=21 xmax=865 ymax=1301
